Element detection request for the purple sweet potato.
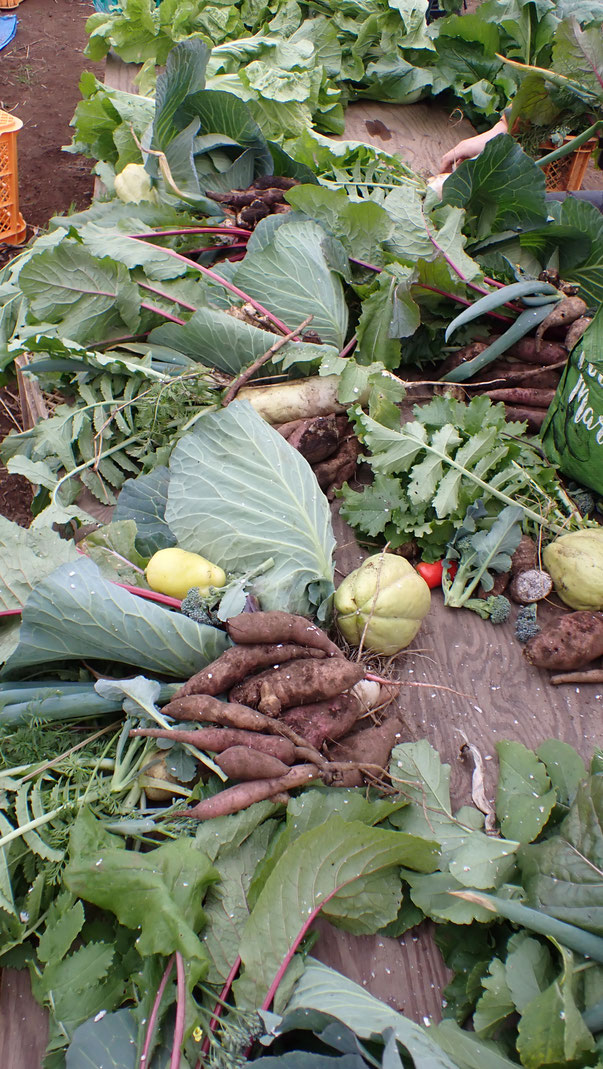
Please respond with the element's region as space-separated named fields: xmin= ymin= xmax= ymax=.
xmin=181 ymin=764 xmax=319 ymax=819
xmin=174 ymin=643 xmax=326 ymax=699
xmin=523 ymin=611 xmax=603 ymax=670
xmin=215 ymin=746 xmax=290 ymax=781
xmin=229 ymin=657 xmax=365 ymax=712
xmin=129 ymin=726 xmax=296 ymax=763
xmin=281 ymin=692 xmax=364 ymax=749
xmin=327 ymin=717 xmax=406 ymax=787
xmin=226 ymin=611 xmax=343 ymax=658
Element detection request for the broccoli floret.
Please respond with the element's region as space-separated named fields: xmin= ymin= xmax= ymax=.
xmin=569 ymin=487 xmax=595 ymax=517
xmin=515 ymin=603 xmax=540 ymax=643
xmin=464 ymin=594 xmax=511 ymax=623
xmin=180 ymin=586 xmax=220 ymax=625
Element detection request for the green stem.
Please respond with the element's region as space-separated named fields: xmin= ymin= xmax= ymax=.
xmin=535 ymin=120 xmax=603 ymax=168
xmin=451 ymin=892 xmax=603 ymax=963
xmin=50 ymin=433 xmax=141 ymax=505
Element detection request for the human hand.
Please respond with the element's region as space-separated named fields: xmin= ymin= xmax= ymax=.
xmin=440 ymin=116 xmax=509 ymax=173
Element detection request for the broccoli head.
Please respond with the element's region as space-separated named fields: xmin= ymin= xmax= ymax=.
xmin=464 ymin=594 xmax=511 ymax=623
xmin=515 ymin=603 xmax=540 ymax=643
xmin=180 ymin=586 xmax=220 ymax=626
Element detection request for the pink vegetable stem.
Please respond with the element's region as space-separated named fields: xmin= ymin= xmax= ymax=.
xmin=170 ymin=952 xmax=186 ymax=1069
xmin=128 ymin=236 xmax=293 ymax=337
xmin=139 ymin=954 xmax=175 ymax=1069
xmin=139 ymin=282 xmax=198 ymax=312
xmin=197 ymin=955 xmax=242 ymax=1067
xmin=339 ymin=336 xmax=357 ymax=359
xmin=114 ymin=583 xmax=182 ymax=609
xmin=141 ymin=301 xmax=186 ymax=326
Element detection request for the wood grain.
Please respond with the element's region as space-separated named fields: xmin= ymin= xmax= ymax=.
xmin=340 ymin=100 xmax=476 ymax=177
xmin=0 ymin=970 xmax=48 ymax=1069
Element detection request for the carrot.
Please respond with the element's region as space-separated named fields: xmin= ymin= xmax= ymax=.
xmin=215 ymin=746 xmax=290 ymax=781
xmin=181 ymin=764 xmax=319 ymax=819
xmin=482 ymin=387 xmax=556 ymax=407
xmin=229 ymin=658 xmax=365 ymax=712
xmin=281 ymin=692 xmax=364 ymax=750
xmin=225 ymin=611 xmax=343 ymax=658
xmin=535 ymin=296 xmax=588 ymax=350
xmin=507 ymin=338 xmax=567 ymax=365
xmin=174 ymin=643 xmax=326 ymax=699
xmin=129 ymin=726 xmax=296 ymax=763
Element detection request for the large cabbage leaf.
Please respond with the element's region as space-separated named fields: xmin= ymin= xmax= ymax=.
xmin=2 ymin=558 xmax=229 ymax=678
xmin=165 ymin=401 xmax=335 ymax=618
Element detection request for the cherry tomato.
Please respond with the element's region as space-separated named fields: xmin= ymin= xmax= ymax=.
xmin=416 ymin=560 xmax=457 ymax=588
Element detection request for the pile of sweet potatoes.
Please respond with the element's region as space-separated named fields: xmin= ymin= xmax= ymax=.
xmin=439 ymin=303 xmax=591 ymax=432
xmin=275 ymin=414 xmax=361 ymax=499
xmin=131 ymin=611 xmax=401 ymax=818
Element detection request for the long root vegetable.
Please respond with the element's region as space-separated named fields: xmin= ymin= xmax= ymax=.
xmin=130 ymin=726 xmax=297 ymax=763
xmin=229 ymin=657 xmax=365 ymax=712
xmin=523 ymin=611 xmax=603 ymax=671
xmin=181 ymin=764 xmax=319 ymax=819
xmin=551 ymin=668 xmax=603 ymax=685
xmin=502 ymin=405 xmax=548 ymax=431
xmin=535 ymin=297 xmax=588 ymax=349
xmin=174 ymin=643 xmax=326 ymax=699
xmin=507 ymin=338 xmax=568 ymax=365
xmin=225 ymin=611 xmax=343 ymax=658
xmin=482 ymin=387 xmax=556 ymax=407
xmin=281 ymin=692 xmax=365 ymax=750
xmin=215 ymin=746 xmax=290 ymax=781
xmin=163 ymin=694 xmax=271 ymax=731
xmin=238 ymin=375 xmax=367 ymax=425
xmin=566 ymin=316 xmax=592 ymax=351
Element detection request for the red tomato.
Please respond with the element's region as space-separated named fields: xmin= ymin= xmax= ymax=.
xmin=416 ymin=560 xmax=457 ymax=588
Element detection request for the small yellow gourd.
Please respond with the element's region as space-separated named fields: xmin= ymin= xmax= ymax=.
xmin=145 ymin=547 xmax=226 ymax=600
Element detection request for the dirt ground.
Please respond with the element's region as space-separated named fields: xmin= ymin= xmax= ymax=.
xmin=0 ymin=0 xmax=102 ymax=525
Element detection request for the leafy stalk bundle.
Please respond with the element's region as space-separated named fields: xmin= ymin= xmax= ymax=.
xmin=340 ymin=394 xmax=585 ymax=559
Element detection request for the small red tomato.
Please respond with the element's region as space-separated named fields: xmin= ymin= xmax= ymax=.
xmin=415 ymin=561 xmax=444 ymax=588
xmin=416 ymin=560 xmax=458 ymax=588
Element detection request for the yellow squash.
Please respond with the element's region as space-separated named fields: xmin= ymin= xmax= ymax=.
xmin=145 ymin=547 xmax=226 ymax=600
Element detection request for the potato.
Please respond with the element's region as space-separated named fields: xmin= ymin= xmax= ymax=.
xmin=523 ymin=611 xmax=603 ymax=671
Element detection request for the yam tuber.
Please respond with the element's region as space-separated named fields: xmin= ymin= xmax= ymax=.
xmin=163 ymin=694 xmax=271 ymax=732
xmin=482 ymin=388 xmax=556 ymax=407
xmin=523 ymin=611 xmax=603 ymax=671
xmin=129 ymin=725 xmax=297 ymax=763
xmin=327 ymin=717 xmax=406 ymax=787
xmin=566 ymin=316 xmax=592 ymax=352
xmin=281 ymin=692 xmax=365 ymax=750
xmin=174 ymin=642 xmax=326 ymax=699
xmin=215 ymin=746 xmax=290 ymax=781
xmin=181 ymin=764 xmax=319 ymax=819
xmin=225 ymin=611 xmax=343 ymax=658
xmin=229 ymin=657 xmax=365 ymax=712
xmin=535 ymin=297 xmax=588 ymax=350
xmin=502 ymin=405 xmax=548 ymax=431
xmin=507 ymin=338 xmax=568 ymax=365
xmin=284 ymin=415 xmax=340 ymax=463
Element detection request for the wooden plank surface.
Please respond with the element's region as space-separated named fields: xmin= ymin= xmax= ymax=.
xmin=2 ymin=52 xmax=602 ymax=1069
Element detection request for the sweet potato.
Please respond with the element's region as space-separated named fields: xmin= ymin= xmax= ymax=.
xmin=503 ymin=405 xmax=548 ymax=431
xmin=535 ymin=297 xmax=588 ymax=350
xmin=129 ymin=726 xmax=297 ymax=763
xmin=551 ymin=668 xmax=603 ymax=685
xmin=566 ymin=316 xmax=592 ymax=352
xmin=507 ymin=338 xmax=568 ymax=365
xmin=181 ymin=764 xmax=319 ymax=819
xmin=281 ymin=692 xmax=365 ymax=749
xmin=163 ymin=694 xmax=270 ymax=731
xmin=215 ymin=746 xmax=290 ymax=781
xmin=327 ymin=717 xmax=406 ymax=787
xmin=174 ymin=642 xmax=327 ymax=699
xmin=285 ymin=414 xmax=340 ymax=463
xmin=230 ymin=657 xmax=365 ymax=712
xmin=483 ymin=387 xmax=556 ymax=407
xmin=226 ymin=611 xmax=343 ymax=657
xmin=523 ymin=611 xmax=603 ymax=670
xmin=313 ymin=436 xmax=362 ymax=497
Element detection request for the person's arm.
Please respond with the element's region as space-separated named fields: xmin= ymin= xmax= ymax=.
xmin=440 ymin=113 xmax=509 ymax=173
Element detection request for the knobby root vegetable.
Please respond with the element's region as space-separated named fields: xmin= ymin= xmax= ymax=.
xmin=163 ymin=694 xmax=271 ymax=731
xmin=535 ymin=297 xmax=588 ymax=350
xmin=284 ymin=415 xmax=340 ymax=463
xmin=215 ymin=746 xmax=290 ymax=781
xmin=229 ymin=657 xmax=365 ymax=712
xmin=507 ymin=338 xmax=568 ymax=365
xmin=482 ymin=387 xmax=556 ymax=407
xmin=551 ymin=668 xmax=603 ymax=685
xmin=566 ymin=316 xmax=592 ymax=352
xmin=523 ymin=611 xmax=603 ymax=671
xmin=181 ymin=764 xmax=319 ymax=819
xmin=509 ymin=569 xmax=553 ymax=604
xmin=327 ymin=717 xmax=406 ymax=787
xmin=225 ymin=611 xmax=343 ymax=658
xmin=130 ymin=726 xmax=297 ymax=763
xmin=174 ymin=643 xmax=326 ymax=699
xmin=238 ymin=375 xmax=368 ymax=425
xmin=313 ymin=436 xmax=362 ymax=497
xmin=511 ymin=536 xmax=538 ymax=576
xmin=474 ymin=361 xmax=563 ymax=390
xmin=281 ymin=692 xmax=365 ymax=750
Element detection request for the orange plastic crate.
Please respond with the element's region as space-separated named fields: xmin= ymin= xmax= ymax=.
xmin=0 ymin=110 xmax=26 ymax=245
xmin=0 ymin=0 xmax=25 ymax=9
